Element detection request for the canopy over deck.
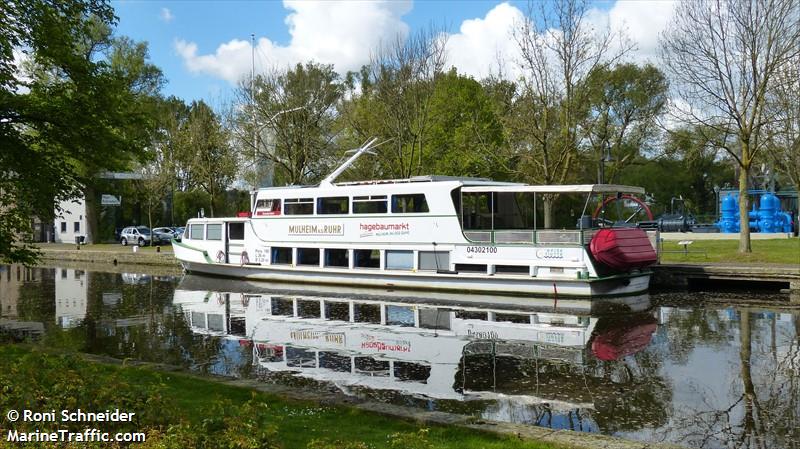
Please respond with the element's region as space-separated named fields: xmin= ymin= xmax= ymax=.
xmin=461 ymin=184 xmax=645 ymax=195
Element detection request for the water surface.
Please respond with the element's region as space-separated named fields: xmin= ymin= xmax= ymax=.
xmin=1 ymin=264 xmax=797 ymax=449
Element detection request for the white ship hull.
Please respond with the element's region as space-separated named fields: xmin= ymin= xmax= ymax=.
xmin=177 ymin=254 xmax=650 ymax=298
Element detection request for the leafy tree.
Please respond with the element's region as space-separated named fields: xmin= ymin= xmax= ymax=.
xmin=584 ymin=63 xmax=668 ymax=183
xmin=421 ymin=70 xmax=510 ymax=179
xmin=182 ymin=101 xmax=236 ymax=217
xmin=511 ymin=0 xmax=631 ymax=227
xmin=339 ymin=27 xmax=447 ymax=179
xmin=1 ymin=0 xmax=163 ymax=261
xmin=234 ymin=62 xmax=343 ymax=186
xmin=660 ymin=0 xmax=800 ymax=252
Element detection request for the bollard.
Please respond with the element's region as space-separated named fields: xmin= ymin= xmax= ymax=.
xmin=133 ymin=245 xmax=138 ymax=253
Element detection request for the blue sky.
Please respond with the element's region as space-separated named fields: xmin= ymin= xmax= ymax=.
xmin=111 ymin=1 xmax=673 ymax=105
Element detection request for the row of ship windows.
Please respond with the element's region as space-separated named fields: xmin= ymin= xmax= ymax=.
xmin=255 ymin=193 xmax=429 ymax=216
xmin=268 ymin=248 xmax=449 ymax=271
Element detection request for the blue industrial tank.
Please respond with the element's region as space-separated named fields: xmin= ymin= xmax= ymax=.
xmin=716 ymin=192 xmax=793 ymax=233
xmin=716 ymin=194 xmax=739 ymax=233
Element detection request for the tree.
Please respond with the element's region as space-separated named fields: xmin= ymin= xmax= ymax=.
xmin=660 ymin=0 xmax=800 ymax=252
xmin=182 ymin=101 xmax=235 ymax=217
xmin=234 ymin=62 xmax=343 ymax=186
xmin=339 ymin=27 xmax=447 ymax=179
xmin=765 ymin=53 xmax=800 ymax=216
xmin=1 ymin=0 xmax=164 ymax=260
xmin=421 ymin=69 xmax=510 ymax=179
xmin=511 ymin=0 xmax=631 ymax=227
xmin=584 ymin=63 xmax=668 ymax=183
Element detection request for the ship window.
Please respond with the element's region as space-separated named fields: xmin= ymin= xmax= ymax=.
xmin=324 ymin=249 xmax=349 ymax=267
xmin=285 ymin=198 xmax=314 ymax=215
xmin=353 ymin=303 xmax=381 ymax=323
xmin=271 ymin=247 xmax=292 ymax=264
xmin=230 ymin=317 xmax=246 ymax=336
xmin=455 ymin=310 xmax=489 ymax=321
xmin=324 ymin=301 xmax=350 ymax=321
xmin=419 ymin=308 xmax=451 ymax=330
xmin=286 ymin=347 xmax=316 ymax=368
xmin=352 ymin=195 xmax=387 ymax=214
xmin=190 ymin=224 xmax=204 ymax=240
xmin=191 ymin=311 xmax=205 ymax=328
xmin=385 ymin=250 xmax=413 ymax=270
xmin=297 ymin=299 xmax=321 ymax=318
xmin=354 ymin=357 xmax=390 ymax=376
xmin=392 ymin=194 xmax=429 ymax=213
xmin=462 ymin=192 xmax=492 ymax=230
xmin=418 ymin=251 xmax=449 ymax=271
xmin=255 ymin=198 xmax=281 ymax=216
xmin=454 ymin=263 xmax=487 ymax=273
xmin=296 ymin=248 xmax=320 ymax=266
xmin=206 ymin=223 xmax=222 ymax=240
xmin=228 ymin=222 xmax=245 ymax=240
xmin=394 ymin=362 xmax=430 ymax=383
xmin=207 ymin=313 xmax=224 ymax=331
xmin=386 ymin=305 xmax=415 ymax=327
xmin=354 ymin=249 xmax=380 ymax=268
xmin=494 ymin=313 xmax=530 ymax=324
xmin=318 ymin=197 xmax=349 ymax=214
xmin=270 ymin=297 xmax=294 ymax=316
xmin=319 ymin=352 xmax=351 ymax=372
xmin=495 ymin=265 xmax=529 ymax=275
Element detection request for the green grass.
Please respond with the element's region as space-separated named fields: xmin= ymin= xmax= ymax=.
xmin=659 ymin=238 xmax=800 ymax=265
xmin=0 ymin=345 xmax=563 ymax=449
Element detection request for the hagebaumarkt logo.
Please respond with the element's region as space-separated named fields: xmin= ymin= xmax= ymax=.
xmin=359 ymin=222 xmax=410 ymax=238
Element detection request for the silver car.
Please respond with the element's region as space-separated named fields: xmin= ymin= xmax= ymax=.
xmin=119 ymin=226 xmax=161 ymax=246
xmin=152 ymin=227 xmax=177 ymax=244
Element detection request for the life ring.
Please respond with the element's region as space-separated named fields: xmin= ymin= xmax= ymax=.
xmin=216 ymin=250 xmax=225 ymax=263
xmin=240 ymin=250 xmax=250 ymax=265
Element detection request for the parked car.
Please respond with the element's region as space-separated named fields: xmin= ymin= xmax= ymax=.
xmin=152 ymin=227 xmax=177 ymax=244
xmin=119 ymin=226 xmax=161 ymax=246
xmin=174 ymin=227 xmax=185 ymax=241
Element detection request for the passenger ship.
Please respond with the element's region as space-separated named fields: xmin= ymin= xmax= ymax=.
xmin=173 ymin=140 xmax=658 ymax=298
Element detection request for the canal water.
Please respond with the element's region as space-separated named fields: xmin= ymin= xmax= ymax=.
xmin=1 ymin=263 xmax=798 ymax=449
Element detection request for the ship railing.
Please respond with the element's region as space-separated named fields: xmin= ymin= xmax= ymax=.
xmin=464 ymin=229 xmax=588 ymax=246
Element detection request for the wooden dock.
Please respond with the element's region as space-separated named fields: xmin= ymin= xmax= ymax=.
xmin=652 ymin=263 xmax=800 ymax=292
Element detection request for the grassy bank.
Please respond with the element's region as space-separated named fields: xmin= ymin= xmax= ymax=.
xmin=0 ymin=345 xmax=562 ymax=449
xmin=659 ymin=238 xmax=800 ymax=265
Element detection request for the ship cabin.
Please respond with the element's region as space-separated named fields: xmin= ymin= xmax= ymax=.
xmin=179 ymin=176 xmax=653 ymax=278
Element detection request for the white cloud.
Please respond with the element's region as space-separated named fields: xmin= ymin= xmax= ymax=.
xmin=443 ymin=2 xmax=524 ymax=80
xmin=590 ymin=0 xmax=678 ymax=64
xmin=175 ymin=1 xmax=676 ymax=86
xmin=160 ymin=7 xmax=174 ymax=23
xmin=175 ymin=0 xmax=411 ymax=84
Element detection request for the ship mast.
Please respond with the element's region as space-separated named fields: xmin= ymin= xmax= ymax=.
xmin=320 ymin=138 xmax=380 ymax=186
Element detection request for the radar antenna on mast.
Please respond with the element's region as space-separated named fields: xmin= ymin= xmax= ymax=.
xmin=320 ymin=137 xmax=384 ymax=186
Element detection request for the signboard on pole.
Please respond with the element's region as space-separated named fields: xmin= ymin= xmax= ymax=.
xmin=101 ymin=194 xmax=121 ymax=206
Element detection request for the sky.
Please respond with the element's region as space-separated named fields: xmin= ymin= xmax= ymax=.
xmin=112 ymin=0 xmax=678 ymax=105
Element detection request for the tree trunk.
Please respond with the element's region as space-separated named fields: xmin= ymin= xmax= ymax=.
xmin=83 ymin=184 xmax=98 ymax=244
xmin=738 ymin=164 xmax=752 ymax=253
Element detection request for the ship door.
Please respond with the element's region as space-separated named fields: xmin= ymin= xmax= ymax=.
xmin=227 ymin=222 xmax=246 ymax=264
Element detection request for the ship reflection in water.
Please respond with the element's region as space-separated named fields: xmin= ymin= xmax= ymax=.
xmin=174 ymin=275 xmax=660 ymax=432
